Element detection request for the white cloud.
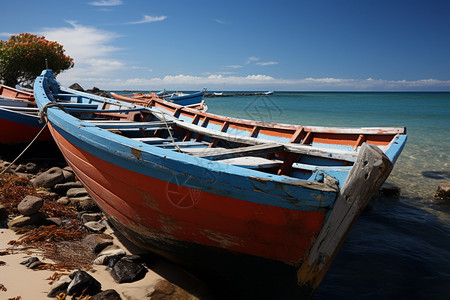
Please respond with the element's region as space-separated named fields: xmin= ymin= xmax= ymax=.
xmin=246 ymin=56 xmax=260 ymax=64
xmin=214 ymin=19 xmax=226 ymax=24
xmin=38 ymin=21 xmax=127 ymax=84
xmin=58 ymin=74 xmax=450 ymax=91
xmin=128 ymin=15 xmax=167 ymax=24
xmin=89 ymin=0 xmax=123 ymax=6
xmin=256 ymin=61 xmax=278 ymax=66
xmin=0 ymin=32 xmax=15 ymax=38
xmin=40 ymin=21 xmax=121 ymax=61
xmin=226 ymin=65 xmax=243 ymax=69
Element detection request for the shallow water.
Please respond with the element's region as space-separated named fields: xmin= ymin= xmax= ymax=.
xmin=204 ymin=92 xmax=450 ymax=299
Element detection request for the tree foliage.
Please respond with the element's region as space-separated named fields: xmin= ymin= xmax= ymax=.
xmin=0 ymin=33 xmax=74 ymax=87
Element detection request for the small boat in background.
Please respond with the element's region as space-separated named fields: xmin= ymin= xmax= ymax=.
xmin=163 ymin=88 xmax=207 ymax=106
xmin=111 ymin=90 xmax=208 ymax=112
xmin=0 ymin=84 xmax=52 ymax=144
xmin=34 ymin=69 xmax=406 ymax=296
xmin=264 ymin=90 xmax=274 ymax=95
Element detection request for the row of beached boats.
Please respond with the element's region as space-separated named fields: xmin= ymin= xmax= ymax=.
xmin=1 ymin=70 xmax=407 ymax=296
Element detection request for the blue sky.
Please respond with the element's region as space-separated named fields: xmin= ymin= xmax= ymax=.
xmin=1 ymin=0 xmax=450 ymax=91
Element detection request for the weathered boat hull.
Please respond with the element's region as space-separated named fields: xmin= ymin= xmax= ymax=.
xmin=0 ymin=84 xmax=52 ymax=144
xmin=47 ymin=121 xmax=331 ymax=265
xmin=0 ymin=106 xmax=52 ymax=144
xmin=34 ymin=70 xmax=404 ymax=295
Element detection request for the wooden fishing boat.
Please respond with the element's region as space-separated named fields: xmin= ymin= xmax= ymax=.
xmin=111 ymin=90 xmax=208 ymax=112
xmin=159 ymin=89 xmax=206 ymax=106
xmin=34 ymin=70 xmax=406 ymax=296
xmin=0 ymin=84 xmax=52 ymax=144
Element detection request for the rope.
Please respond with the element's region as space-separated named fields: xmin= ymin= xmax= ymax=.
xmin=1 ymin=101 xmax=64 ymax=175
xmin=39 ymin=102 xmax=66 ymax=123
xmin=153 ymin=107 xmax=182 ymax=152
xmin=0 ymin=123 xmax=49 ymax=176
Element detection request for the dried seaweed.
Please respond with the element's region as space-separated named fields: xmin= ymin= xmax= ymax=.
xmin=0 ymin=174 xmax=36 ymax=214
xmin=8 ymin=223 xmax=95 ymax=271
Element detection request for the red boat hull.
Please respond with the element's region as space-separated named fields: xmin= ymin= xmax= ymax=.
xmin=49 ymin=123 xmax=326 ymax=266
xmin=0 ymin=118 xmax=52 ymax=144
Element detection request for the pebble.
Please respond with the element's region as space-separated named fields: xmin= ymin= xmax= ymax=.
xmin=0 ymin=205 xmax=8 ymax=223
xmin=67 ymin=187 xmax=89 ymax=198
xmin=90 ymin=289 xmax=122 ymax=300
xmin=32 ymin=167 xmax=66 ymax=188
xmin=53 ymin=181 xmax=84 ymax=195
xmin=83 ymin=233 xmax=114 ymax=253
xmin=17 ymin=195 xmax=43 ymax=216
xmin=7 ymin=212 xmax=47 ymax=230
xmin=110 ymin=256 xmax=147 ymax=283
xmin=47 ymin=275 xmax=72 ymax=297
xmin=94 ymin=245 xmax=126 ymax=265
xmin=67 ymin=270 xmax=102 ymax=296
xmin=84 ymin=221 xmax=107 ymax=232
xmin=435 ymin=180 xmax=450 ymax=200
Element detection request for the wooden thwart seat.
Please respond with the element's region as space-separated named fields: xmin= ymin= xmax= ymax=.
xmin=186 ymin=144 xmax=284 ymax=160
xmin=217 ymin=156 xmax=283 ymax=169
xmin=86 ymin=120 xmax=174 ymax=130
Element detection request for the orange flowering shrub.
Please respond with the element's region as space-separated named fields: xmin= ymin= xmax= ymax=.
xmin=0 ymin=33 xmax=74 ymax=86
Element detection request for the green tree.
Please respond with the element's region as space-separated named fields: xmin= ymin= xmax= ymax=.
xmin=0 ymin=33 xmax=74 ymax=87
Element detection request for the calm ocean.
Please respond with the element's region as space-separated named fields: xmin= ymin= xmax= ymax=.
xmin=203 ymin=92 xmax=450 ymax=299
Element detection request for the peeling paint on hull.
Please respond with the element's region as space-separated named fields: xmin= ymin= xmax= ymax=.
xmin=49 ymin=124 xmax=327 ymax=266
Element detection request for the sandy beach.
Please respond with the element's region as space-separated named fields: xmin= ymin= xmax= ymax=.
xmin=0 ymin=223 xmax=206 ymax=300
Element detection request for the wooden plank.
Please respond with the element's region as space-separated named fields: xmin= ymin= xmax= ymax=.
xmin=173 ymin=119 xmax=359 ymax=162
xmin=189 ymin=144 xmax=284 ymax=160
xmin=158 ymin=141 xmax=208 ymax=148
xmin=130 ymin=137 xmax=174 ymax=144
xmin=296 ymin=143 xmax=393 ymax=297
xmin=216 ymin=156 xmax=282 ymax=169
xmin=86 ymin=120 xmax=174 ymax=129
xmin=58 ymin=102 xmax=99 ymax=109
xmin=66 ymin=107 xmax=146 ymax=113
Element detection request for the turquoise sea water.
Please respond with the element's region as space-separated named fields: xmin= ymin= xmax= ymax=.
xmin=204 ymin=92 xmax=450 ymax=299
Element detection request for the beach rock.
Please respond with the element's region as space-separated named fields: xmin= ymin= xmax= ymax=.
xmin=67 ymin=270 xmax=102 ymax=296
xmin=20 ymin=257 xmax=39 ymax=267
xmin=435 ymin=181 xmax=450 ymax=200
xmin=48 ymin=275 xmax=72 ymax=297
xmin=70 ymin=196 xmax=98 ymax=211
xmin=54 ymin=181 xmax=84 ymax=195
xmin=152 ymin=280 xmax=175 ymax=297
xmin=14 ymin=164 xmax=26 ymax=173
xmin=25 ymin=162 xmax=38 ymax=173
xmin=378 ymin=183 xmax=401 ymax=198
xmin=83 ymin=233 xmax=114 ymax=253
xmin=110 ymin=256 xmax=147 ymax=283
xmin=94 ymin=245 xmax=126 ymax=265
xmin=56 ymin=196 xmax=70 ymax=205
xmin=84 ymin=221 xmax=106 ymax=232
xmin=20 ymin=257 xmax=46 ymax=269
xmin=62 ymin=168 xmax=76 ymax=182
xmin=0 ymin=261 xmax=5 ymax=266
xmin=28 ymin=260 xmax=45 ymax=269
xmin=7 ymin=212 xmax=46 ymax=230
xmin=46 ymin=217 xmax=62 ymax=226
xmin=0 ymin=205 xmax=8 ymax=223
xmin=80 ymin=212 xmax=103 ymax=224
xmin=69 ymin=83 xmax=84 ymax=91
xmin=90 ymin=289 xmax=122 ymax=300
xmin=67 ymin=187 xmax=89 ymax=198
xmin=86 ymin=87 xmax=102 ymax=94
xmin=36 ymin=189 xmax=58 ymax=197
xmin=17 ymin=195 xmax=43 ymax=216
xmin=32 ymin=167 xmax=65 ymax=188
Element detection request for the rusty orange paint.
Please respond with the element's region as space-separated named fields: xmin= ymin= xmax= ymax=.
xmin=49 ymin=124 xmax=327 ymax=266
